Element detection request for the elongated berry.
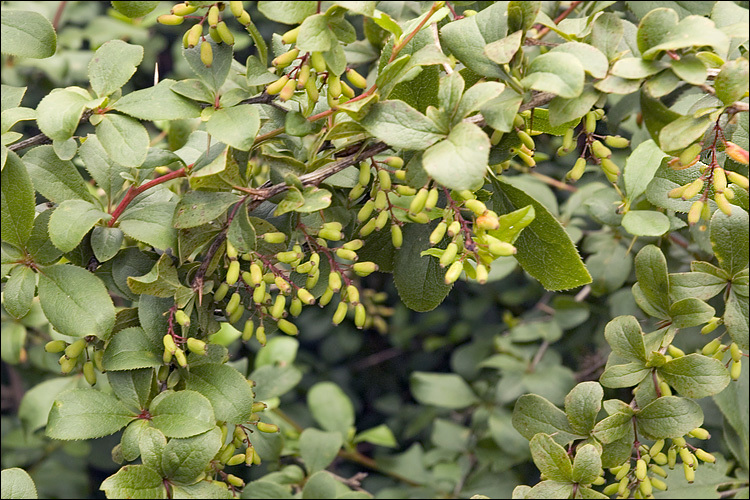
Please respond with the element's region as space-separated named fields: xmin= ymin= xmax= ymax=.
xmin=83 ymin=361 xmax=97 ymax=385
xmin=277 ymin=318 xmax=298 ymax=336
xmin=635 ymin=459 xmax=647 ymax=480
xmin=650 ymin=439 xmax=665 ymax=457
xmin=687 ymin=200 xmax=704 ymax=225
xmin=336 ymin=248 xmax=358 ymax=261
xmin=279 ymin=78 xmax=297 ymax=101
xmin=731 ymin=359 xmax=742 ymax=380
xmin=242 ymin=319 xmax=254 ymax=341
xmin=60 ymin=356 xmax=77 ymax=374
xmin=174 ymin=348 xmax=188 ymax=367
xmin=226 ymin=260 xmax=240 ymax=285
xmin=346 ymin=285 xmax=359 ymax=305
xmin=445 ymin=260 xmax=463 ymax=284
xmin=346 ymin=68 xmax=367 ymax=89
xmin=66 ymin=339 xmax=86 ymax=359
xmin=256 ymin=422 xmax=279 ymax=433
xmin=253 ymin=283 xmax=266 ymax=304
xmin=517 ymin=130 xmax=535 ymax=150
xmin=297 ymin=288 xmax=315 ymax=305
xmin=310 ymin=51 xmax=326 ymax=72
xmin=187 ymin=338 xmax=207 ymax=355
xmin=266 ymin=75 xmax=289 ymax=95
xmin=591 ymin=140 xmax=612 ymax=159
xmin=175 ymin=309 xmax=191 ymax=327
xmin=377 ymin=169 xmax=392 ymax=191
xmin=200 ymin=40 xmax=213 ymax=67
xmin=639 ymin=476 xmax=652 ymax=497
xmin=439 ymin=243 xmax=458 ymax=267
xmin=332 ymin=301 xmax=348 ymax=324
xmin=726 ymin=170 xmax=749 ymax=189
xmin=689 ymin=428 xmax=710 ymax=440
xmin=600 ymin=158 xmax=619 ymax=176
xmin=354 ymin=303 xmax=366 ymax=329
xmin=353 ymin=262 xmax=378 ymax=276
xmin=226 ymin=292 xmax=241 ymax=315
xmin=327 ymin=73 xmax=342 ymax=97
xmin=172 ymin=2 xmax=197 ymax=16
xmin=256 ymin=325 xmax=266 ymax=346
xmin=391 ymin=224 xmax=403 ymax=249
xmin=281 ymin=25 xmax=301 ymax=44
xmin=158 ymin=14 xmax=184 ymax=25
xmin=679 ymin=143 xmax=702 ymax=167
xmin=186 ymin=24 xmax=202 ymax=48
xmin=584 ymin=111 xmax=597 ymax=134
xmin=216 ymin=21 xmax=234 ymax=45
xmin=45 ymin=340 xmax=67 ymax=353
xmin=430 ymin=221 xmax=447 ymax=244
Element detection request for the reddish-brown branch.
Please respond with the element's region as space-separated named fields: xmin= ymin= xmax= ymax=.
xmin=53 ymin=1 xmax=67 ymax=31
xmin=108 ymin=167 xmax=187 ymax=226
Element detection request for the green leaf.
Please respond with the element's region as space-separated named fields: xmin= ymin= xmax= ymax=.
xmin=97 ymin=113 xmax=149 ymax=168
xmin=422 ymin=122 xmax=489 ymax=191
xmin=48 ymin=200 xmax=109 ymax=252
xmin=634 ymin=245 xmax=670 ymax=317
xmin=0 ymin=10 xmax=56 ymax=59
xmin=18 ymin=376 xmax=78 ymax=434
xmin=600 ymin=361 xmax=650 ymax=388
xmin=3 ymin=265 xmax=35 ymax=319
xmin=1 ymin=468 xmax=38 ymax=499
xmin=669 ymin=271 xmax=727 ymax=302
xmin=525 ymin=481 xmax=574 ymax=499
xmin=103 ymin=327 xmax=162 ymax=371
xmin=669 ymin=297 xmax=715 ymax=328
xmin=725 ymin=288 xmax=749 ymax=350
xmin=149 ymin=390 xmax=216 ymax=438
xmin=227 ymin=204 xmax=255 ymax=254
xmin=301 ymin=471 xmax=339 ymax=500
xmin=121 ymin=418 xmax=149 ymax=462
xmin=572 ymin=444 xmax=602 ymax=485
xmin=205 ymin=105 xmax=260 ymax=151
xmin=250 ymin=364 xmax=302 ymax=400
xmin=671 ymin=54 xmax=707 ymax=85
xmin=88 ymin=40 xmax=143 ymax=98
xmin=512 ymin=394 xmax=583 ymax=445
xmin=393 ymin=221 xmax=452 ymax=312
xmin=547 ymin=87 xmax=600 ymax=128
xmin=307 ymin=382 xmax=355 ymax=437
xmin=439 ymin=2 xmax=508 ymax=78
xmin=78 ymin=134 xmax=127 ymax=204
xmin=1 ymin=151 xmax=34 ymax=249
xmin=491 ymin=177 xmax=591 ymax=291
xmin=137 ymin=425 xmax=167 ymax=472
xmin=455 ymin=82 xmax=505 ymax=122
xmin=162 ymin=427 xmax=222 ymax=484
xmin=623 ymin=139 xmax=668 ymax=203
xmin=714 ymin=59 xmax=750 ymax=106
xmin=658 ymin=354 xmax=731 ymax=398
xmin=621 ymin=210 xmax=671 ymax=237
xmin=174 ymin=191 xmax=240 ymax=229
xmin=257 ymin=1 xmax=316 ymax=24
xmin=100 ymin=465 xmax=166 ymax=499
xmin=299 ymin=428 xmax=343 ymax=474
xmin=185 ymin=364 xmax=255 ymax=424
xmin=529 ymin=433 xmax=573 ymax=482
xmin=610 ymin=58 xmax=667 ymax=79
xmin=128 ymin=253 xmax=186 ymax=298
xmin=591 ymin=411 xmax=634 ymax=444
xmin=710 ymin=207 xmax=748 ymax=276
xmin=659 ymin=115 xmax=712 ymax=153
xmin=641 ymin=15 xmax=729 ymax=60
xmin=522 ymin=52 xmax=585 ymax=99
xmin=25 ymin=210 xmax=62 ymax=265
xmin=183 ymin=40 xmax=233 ymax=92
xmin=108 ymin=369 xmax=157 ymax=412
xmin=360 ymin=100 xmax=445 ymax=150
xmin=564 ymin=382 xmax=603 ymax=435
xmin=297 ymin=14 xmax=337 ymax=52
xmin=590 ymin=12 xmax=623 ymax=60
xmin=113 ymin=79 xmax=201 ymax=121
xmin=118 ymin=187 xmax=178 ymax=250
xmin=110 ymin=1 xmax=160 ymax=18
xmin=481 ymin=88 xmax=523 ymax=133
xmin=23 ymin=145 xmax=97 ymax=204
xmin=35 ymin=88 xmax=88 ymax=142
xmin=91 ymin=226 xmax=124 ymax=263
xmin=484 ymin=30 xmax=523 ymax=65
xmin=38 ymin=264 xmax=116 ymax=340
xmin=46 ymin=388 xmax=136 ymax=440
xmin=353 ymin=424 xmax=398 ymax=448
xmin=410 ymin=371 xmax=479 ymax=410
xmin=550 ymin=42 xmax=608 ymax=79
xmin=172 ymin=481 xmax=233 ymax=499
xmin=170 ymin=79 xmax=215 ymax=103
xmin=636 ymin=396 xmax=704 ymax=439
xmin=489 ymin=205 xmax=535 ymax=244
xmin=640 ymin=89 xmax=682 ymax=144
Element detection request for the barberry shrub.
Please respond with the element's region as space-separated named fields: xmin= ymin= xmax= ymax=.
xmin=1 ymin=1 xmax=748 ymax=499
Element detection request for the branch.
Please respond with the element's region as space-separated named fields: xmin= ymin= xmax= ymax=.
xmin=9 ymin=109 xmax=94 ymax=152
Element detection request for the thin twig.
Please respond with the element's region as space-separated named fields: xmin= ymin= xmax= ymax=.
xmin=431 ymin=23 xmax=453 ymax=74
